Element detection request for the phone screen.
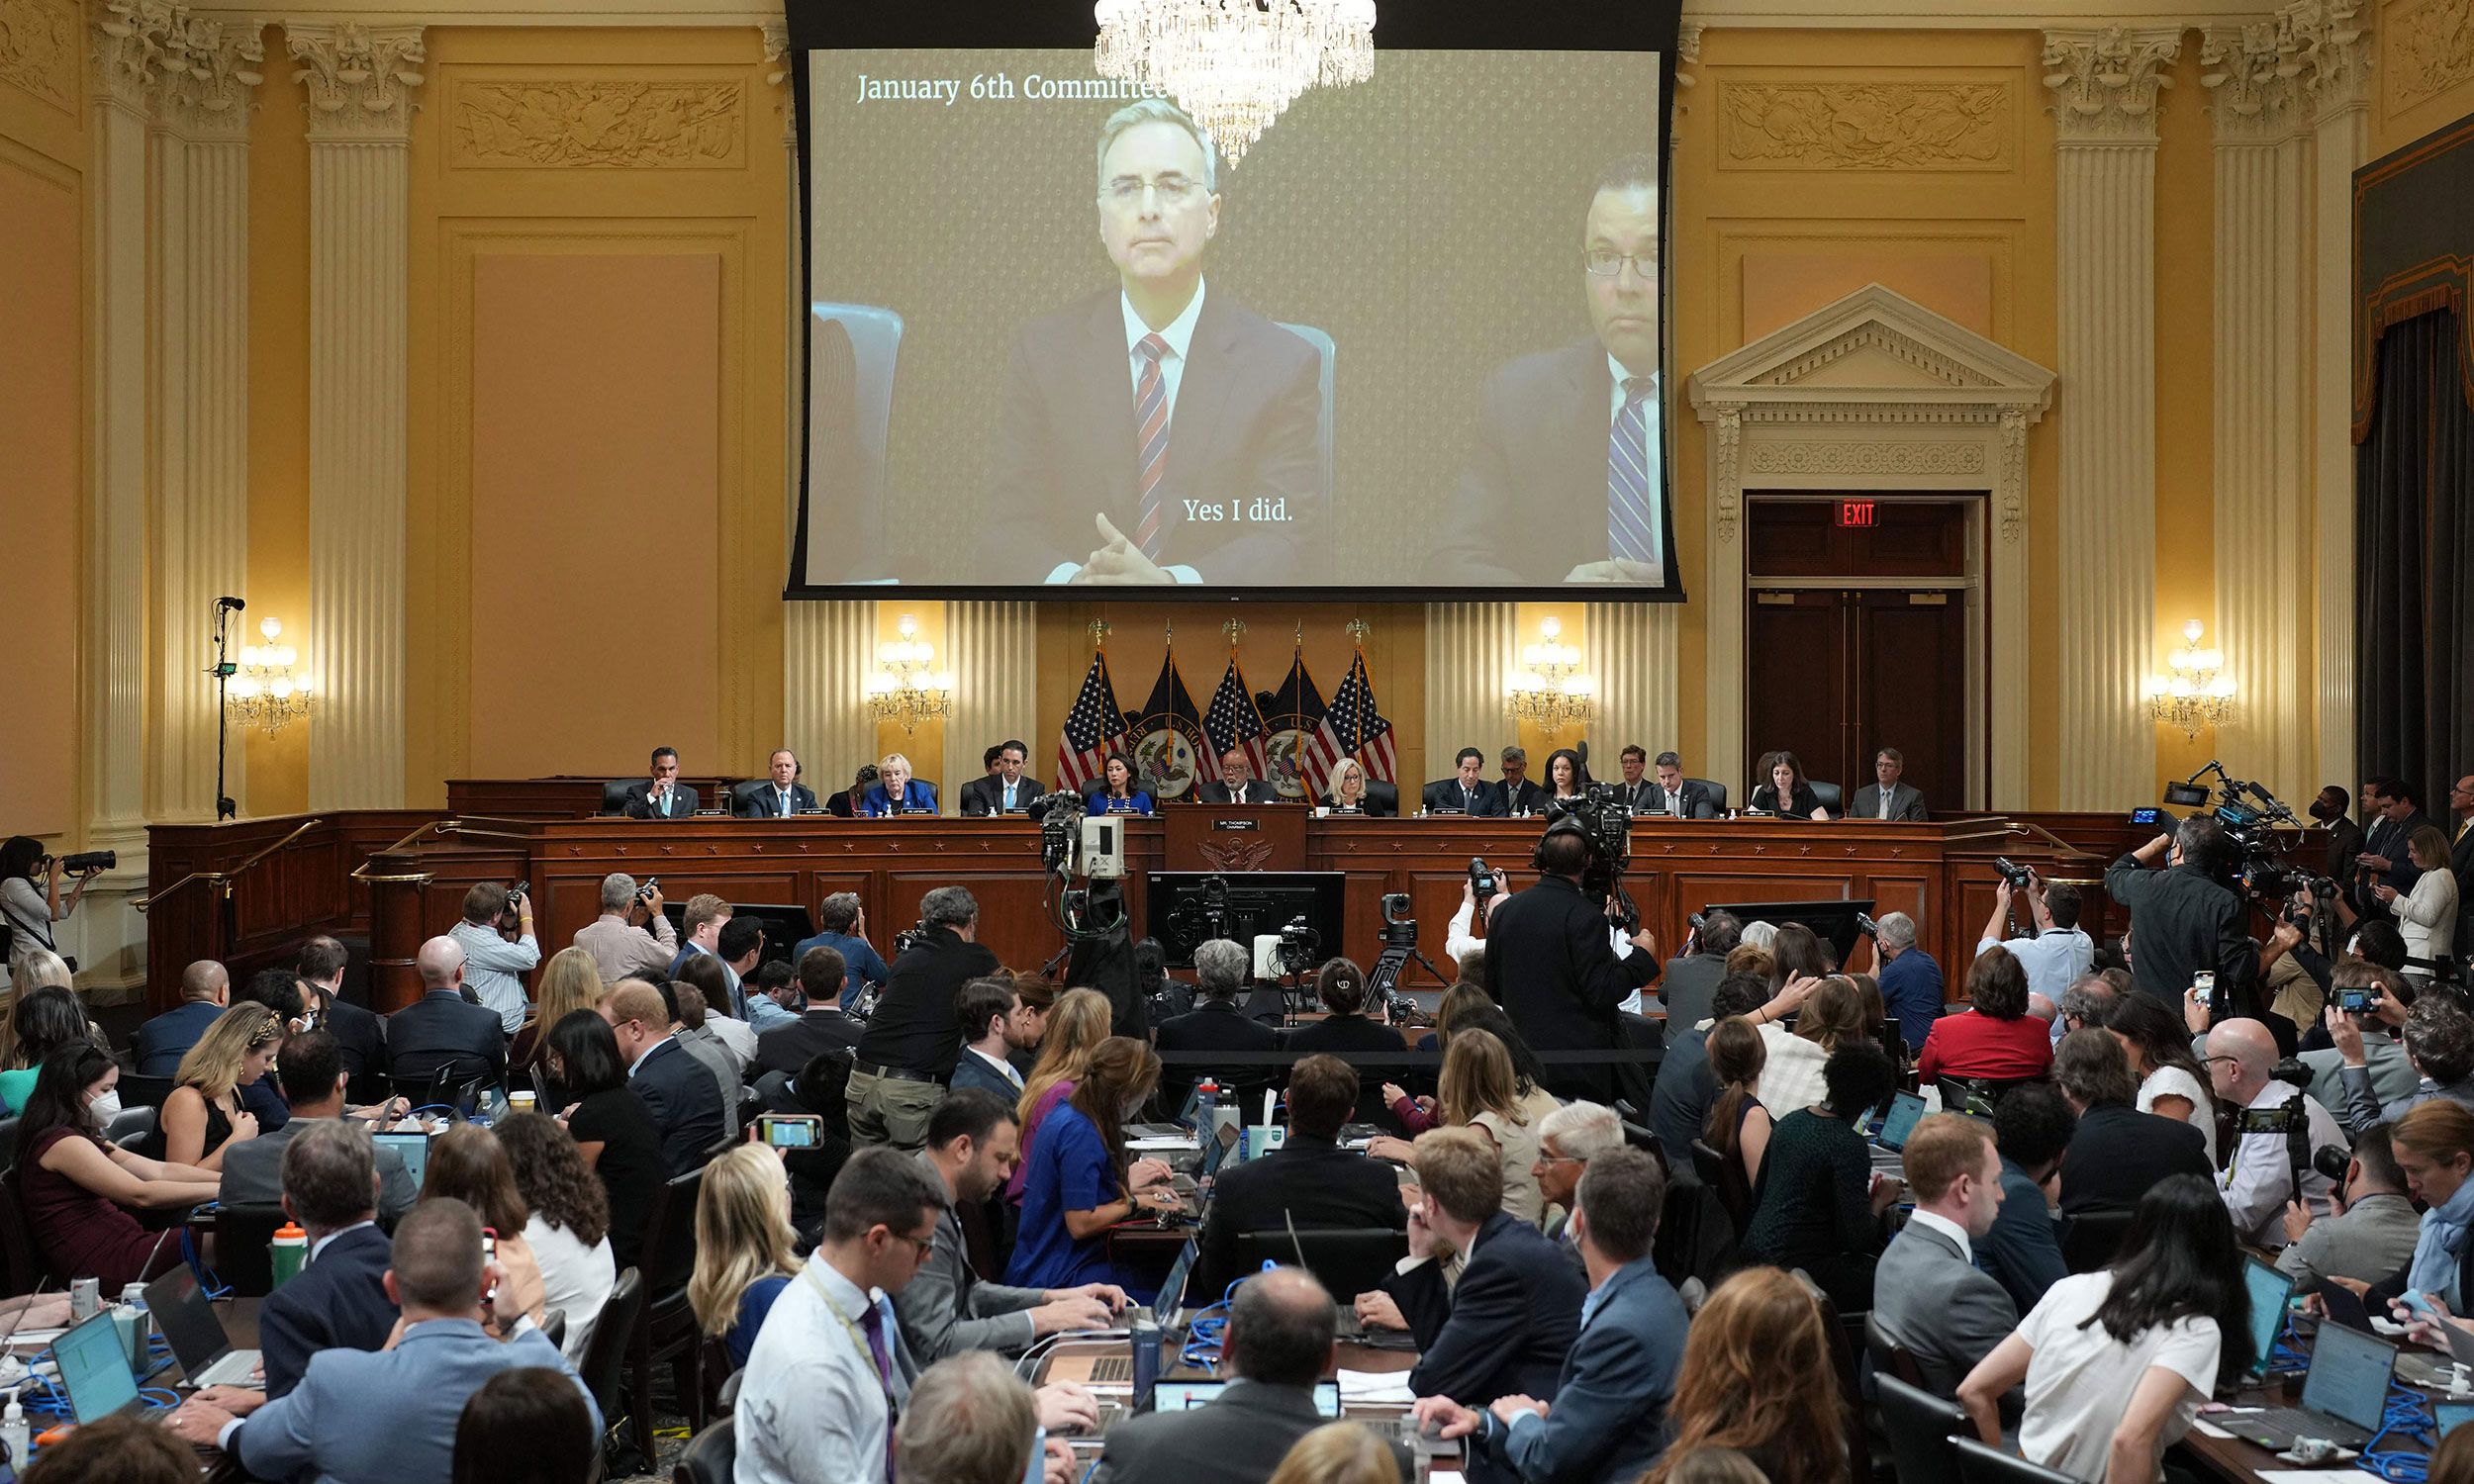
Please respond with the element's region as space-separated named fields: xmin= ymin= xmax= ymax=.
xmin=762 ymin=1116 xmax=819 ymax=1150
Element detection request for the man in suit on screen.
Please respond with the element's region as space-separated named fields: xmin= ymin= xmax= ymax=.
xmin=1427 ymin=155 xmax=1669 ymax=588
xmin=986 ymin=99 xmax=1324 ymax=588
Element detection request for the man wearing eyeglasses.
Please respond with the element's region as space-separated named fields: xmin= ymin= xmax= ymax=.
xmin=987 ymin=98 xmax=1325 ymax=588
xmin=1429 ymin=155 xmax=1671 ymax=587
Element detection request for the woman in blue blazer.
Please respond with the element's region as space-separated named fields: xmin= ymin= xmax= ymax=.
xmin=858 ymin=753 xmax=939 ymax=816
xmin=1087 ymin=755 xmax=1154 ymax=816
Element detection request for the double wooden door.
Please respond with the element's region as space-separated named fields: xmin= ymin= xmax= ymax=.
xmin=1745 ymin=587 xmax=1967 ymax=808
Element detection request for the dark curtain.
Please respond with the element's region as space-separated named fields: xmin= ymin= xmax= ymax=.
xmin=2356 ymin=307 xmax=2474 ymax=807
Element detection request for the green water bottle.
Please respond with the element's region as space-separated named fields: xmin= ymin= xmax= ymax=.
xmin=271 ymin=1221 xmax=308 ymax=1288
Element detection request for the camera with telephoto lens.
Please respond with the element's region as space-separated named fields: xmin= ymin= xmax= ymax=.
xmin=1993 ymin=857 xmax=2034 ymax=891
xmin=2314 ymin=1144 xmax=2354 ymax=1185
xmin=893 ymin=920 xmax=931 ymax=957
xmin=1469 ymin=858 xmax=1498 ymax=907
xmin=1277 ymin=916 xmax=1322 ymax=974
xmin=1379 ymin=892 xmax=1418 ymax=950
xmin=634 ymin=875 xmax=660 ymax=903
xmin=57 ymin=851 xmax=114 ymax=876
xmin=1856 ymin=911 xmax=1879 ymax=938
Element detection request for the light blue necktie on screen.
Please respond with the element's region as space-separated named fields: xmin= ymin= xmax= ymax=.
xmin=1608 ymin=376 xmax=1659 ymax=565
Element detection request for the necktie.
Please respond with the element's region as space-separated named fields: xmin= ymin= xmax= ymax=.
xmin=1608 ymin=376 xmax=1657 ymax=565
xmin=860 ymin=1302 xmax=898 ymax=1482
xmin=659 ymin=790 xmax=670 ymax=817
xmin=1880 ymin=789 xmax=1892 ymax=820
xmin=1004 ymin=782 xmax=1016 ymax=811
xmin=1464 ymin=786 xmax=1475 ymax=812
xmin=780 ymin=789 xmax=792 ymax=817
xmin=1133 ymin=333 xmax=1171 ymax=562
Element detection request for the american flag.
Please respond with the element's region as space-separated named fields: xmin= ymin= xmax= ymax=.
xmin=1198 ymin=656 xmax=1272 ymax=784
xmin=1056 ymin=650 xmax=1131 ymax=791
xmin=1303 ymin=650 xmax=1398 ymax=786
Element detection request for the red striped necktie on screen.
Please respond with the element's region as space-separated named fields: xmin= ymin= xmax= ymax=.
xmin=1133 ymin=333 xmax=1171 ymax=562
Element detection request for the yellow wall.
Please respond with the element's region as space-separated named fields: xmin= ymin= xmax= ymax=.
xmin=243 ymin=30 xmax=313 ymax=818
xmin=2148 ymin=45 xmax=2221 ymax=796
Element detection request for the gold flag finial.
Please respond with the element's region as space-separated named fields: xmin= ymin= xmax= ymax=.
xmin=1223 ymin=618 xmax=1246 ymax=648
xmin=1088 ymin=619 xmax=1112 ymax=646
xmin=1346 ymin=618 xmax=1372 ymax=646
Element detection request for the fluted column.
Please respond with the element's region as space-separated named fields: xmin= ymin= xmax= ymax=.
xmin=1424 ymin=603 xmax=1518 ymax=769
xmin=150 ymin=16 xmax=262 ymax=822
xmin=287 ymin=23 xmax=422 ymax=810
xmin=943 ymin=603 xmax=1038 ymax=791
xmin=1584 ymin=603 xmax=1678 ymax=758
xmin=784 ymin=603 xmax=878 ymax=788
xmin=2045 ymin=28 xmax=2180 ymax=809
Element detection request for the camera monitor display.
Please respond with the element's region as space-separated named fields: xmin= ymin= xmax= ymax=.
xmin=1145 ymin=871 xmax=1347 ymax=969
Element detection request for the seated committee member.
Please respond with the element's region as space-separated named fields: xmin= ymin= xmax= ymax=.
xmin=1497 ymin=747 xmax=1546 ymax=816
xmin=984 ymin=99 xmax=1323 ymax=588
xmin=1088 ymin=754 xmax=1155 ymax=815
xmin=1319 ymin=757 xmax=1390 ymax=815
xmin=1426 ymin=155 xmax=1669 ymax=588
xmin=1543 ymin=748 xmax=1587 ymax=805
xmin=620 ymin=747 xmax=700 ymax=819
xmin=253 ymin=1120 xmax=403 ymax=1398
xmin=1194 ymin=1055 xmax=1406 ymax=1295
xmin=1643 ymin=751 xmax=1715 ymax=819
xmin=860 ymin=753 xmax=938 ymax=816
xmin=1196 ymin=746 xmax=1282 ymax=804
xmin=1422 ymin=747 xmax=1507 ymax=816
xmin=1746 ymin=751 xmax=1829 ymax=820
xmin=1850 ymin=748 xmax=1928 ymax=821
xmin=735 ymin=749 xmax=817 ymax=817
xmin=958 ymin=740 xmax=1039 ymax=816
xmin=824 ymin=763 xmax=878 ymax=818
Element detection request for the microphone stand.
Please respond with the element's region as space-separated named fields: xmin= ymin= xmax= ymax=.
xmin=209 ymin=601 xmax=239 ymax=821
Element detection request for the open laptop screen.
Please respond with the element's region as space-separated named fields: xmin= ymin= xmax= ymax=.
xmin=2241 ymin=1257 xmax=2292 ymax=1377
xmin=1874 ymin=1091 xmax=1926 ymax=1151
xmin=55 ymin=1311 xmax=141 ymax=1425
xmin=2301 ymin=1318 xmax=2396 ymax=1433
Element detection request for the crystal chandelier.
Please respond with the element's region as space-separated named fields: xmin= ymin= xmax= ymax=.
xmin=229 ymin=616 xmax=317 ymax=735
xmin=1094 ymin=0 xmax=1376 ymax=163
xmin=2143 ymin=618 xmax=2236 ymax=738
xmin=1505 ymin=617 xmax=1595 ymax=737
xmin=866 ymin=614 xmax=955 ymax=735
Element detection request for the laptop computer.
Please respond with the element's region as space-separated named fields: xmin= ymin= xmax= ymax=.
xmin=145 ymin=1265 xmax=263 ymax=1390
xmin=2241 ymin=1256 xmax=2295 ymax=1377
xmin=374 ymin=1129 xmax=430 ymax=1187
xmin=1153 ymin=1379 xmax=1341 ymax=1417
xmin=2223 ymin=1317 xmax=2396 ymax=1451
xmin=1042 ymin=1241 xmax=1199 ymax=1391
xmin=53 ymin=1310 xmax=147 ymax=1425
xmin=1873 ymin=1091 xmax=1926 ymax=1152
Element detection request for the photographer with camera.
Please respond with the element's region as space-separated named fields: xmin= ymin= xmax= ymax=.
xmin=2275 ymin=1124 xmax=2422 ymax=1294
xmin=2326 ymin=983 xmax=2474 ymax=1135
xmin=1 ymin=837 xmax=99 ymax=990
xmin=1481 ymin=821 xmax=1658 ymax=1100
xmin=2203 ymin=1017 xmax=2342 ymax=1248
xmin=850 ymin=886 xmax=1001 ymax=1151
xmin=2104 ymin=816 xmax=2260 ymax=1013
xmin=1977 ymin=867 xmax=2093 ymax=1003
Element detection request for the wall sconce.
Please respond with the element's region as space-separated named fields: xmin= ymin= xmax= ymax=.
xmin=2143 ymin=618 xmax=2236 ymax=737
xmin=866 ymin=613 xmax=954 ymax=735
xmin=1505 ymin=616 xmax=1595 ymax=737
xmin=228 ymin=616 xmax=316 ymax=735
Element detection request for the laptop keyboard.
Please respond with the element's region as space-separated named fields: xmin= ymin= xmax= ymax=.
xmin=2234 ymin=1408 xmax=2372 ymax=1449
xmin=1087 ymin=1355 xmax=1132 ymax=1384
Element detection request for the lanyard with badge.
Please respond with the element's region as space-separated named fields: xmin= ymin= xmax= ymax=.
xmin=806 ymin=1262 xmax=901 ymax=1433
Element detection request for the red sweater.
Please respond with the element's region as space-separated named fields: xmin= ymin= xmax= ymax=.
xmin=1916 ymin=1010 xmax=2053 ymax=1081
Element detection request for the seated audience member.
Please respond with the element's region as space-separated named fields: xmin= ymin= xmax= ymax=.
xmin=1871 ymin=911 xmax=1945 ymax=1054
xmin=20 ymin=1413 xmax=195 ymax=1484
xmin=2372 ymin=1100 xmax=2474 ymax=1309
xmin=1094 ymin=1267 xmax=1411 ymax=1484
xmin=0 ymin=985 xmax=94 ymax=1116
xmin=952 ymin=977 xmax=1030 ymax=1099
xmin=791 ymin=892 xmax=893 ymax=1010
xmin=133 ymin=960 xmax=229 ymax=1076
xmin=420 ymin=1125 xmax=548 ymax=1334
xmin=1958 ymin=1174 xmax=2250 ymax=1484
xmin=1195 ymin=1057 xmax=1408 ymax=1295
xmin=2332 ymin=995 xmax=2474 ymax=1134
xmin=2054 ymin=972 xmax=2121 ymax=1047
xmin=758 ymin=945 xmax=865 ymax=1078
xmin=16 ymin=1046 xmax=218 ymax=1289
xmin=1153 ymin=939 xmax=1278 ymax=1107
xmin=605 ymin=978 xmax=727 ymax=1174
xmin=744 ymin=959 xmax=802 ymax=1031
xmin=900 ymin=1351 xmax=1055 ymax=1484
xmin=159 ymin=1002 xmax=281 ymax=1173
xmin=2053 ymin=1027 xmax=2212 ymax=1218
xmin=572 ymin=873 xmax=676 ymax=987
xmin=1659 ymin=910 xmax=1742 ymax=1045
xmin=1978 ymin=1081 xmax=2074 ymax=1315
xmin=1283 ymin=959 xmax=1411 ymax=1130
xmin=861 ymin=751 xmax=941 ymax=816
xmin=1531 ymin=1099 xmax=1623 ymax=1244
xmin=296 ymin=936 xmax=387 ymax=1080
xmin=168 ymin=1197 xmax=597 ymax=1482
xmin=664 ymin=894 xmax=732 ymax=996
xmin=668 ymin=978 xmax=746 ymax=1141
xmin=510 ymin=948 xmax=602 ymax=1105
xmin=448 ymin=882 xmax=540 ymax=1037
xmin=1740 ymin=1043 xmax=1904 ymax=1313
xmin=1752 ymin=973 xmax=1861 ymax=1118
xmin=1372 ymin=1029 xmax=1552 ymax=1227
xmin=450 ymin=1367 xmax=599 ymax=1484
xmin=2207 ymin=1016 xmax=2342 ymax=1246
xmin=220 ymin=1030 xmax=416 ymax=1223
xmin=714 ymin=916 xmax=767 ymax=1024
xmin=2277 ymin=1122 xmax=2420 ymax=1294
xmin=1413 ymin=1148 xmax=1686 ymax=1484
xmin=1005 ymin=988 xmax=1117 ymax=1212
xmin=687 ymin=1143 xmax=806 ymax=1370
xmin=389 ymin=936 xmax=511 ymax=1092
xmin=674 ymin=948 xmax=758 ymax=1069
xmin=1265 ymin=1423 xmax=1405 ymax=1484
xmin=2106 ymin=991 xmax=2219 ymax=1163
xmin=1006 ymin=1037 xmax=1180 ymax=1290
xmin=1650 ymin=974 xmax=1772 ymax=1175
xmin=542 ymin=1009 xmax=665 ymax=1274
xmin=1371 ymin=1127 xmax=1584 ymax=1405
xmin=496 ymin=1112 xmax=617 ymax=1362
xmin=901 ymin=1088 xmax=1119 ymax=1362
xmin=1916 ymin=946 xmax=2052 ymax=1083
xmin=1699 ymin=1016 xmax=1770 ymax=1188
xmin=1006 ymin=974 xmax=1057 ymax=1075
xmin=255 ymin=1121 xmax=401 ymax=1397
xmin=2301 ymin=961 xmax=2418 ymax=1110
xmin=1643 ymin=1266 xmax=1848 ymax=1484
xmin=1873 ymin=1114 xmax=2018 ymax=1397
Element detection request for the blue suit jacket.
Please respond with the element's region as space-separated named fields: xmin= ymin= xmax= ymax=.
xmin=949 ymin=1051 xmax=1023 ymax=1102
xmin=258 ymin=1223 xmax=398 ymax=1398
xmin=1384 ymin=1212 xmax=1584 ymax=1405
xmin=1087 ymin=790 xmax=1155 ymax=816
xmin=630 ymin=1037 xmax=728 ymax=1175
xmin=234 ymin=1318 xmax=597 ymax=1484
xmin=860 ymin=781 xmax=940 ymax=816
xmin=135 ymin=1000 xmax=224 ymax=1076
xmin=1475 ymin=1258 xmax=1686 ymax=1484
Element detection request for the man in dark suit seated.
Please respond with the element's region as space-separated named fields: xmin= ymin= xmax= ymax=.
xmin=983 ymin=98 xmax=1324 ymax=588
xmin=2051 ymin=1027 xmax=2211 ymax=1217
xmin=386 ymin=937 xmax=508 ymax=1092
xmin=1850 ymin=747 xmax=1930 ymax=821
xmin=1194 ymin=746 xmax=1283 ymax=805
xmin=1412 ymin=1148 xmax=1686 ymax=1484
xmin=1426 ymin=155 xmax=1670 ymax=588
xmin=136 ymin=960 xmax=229 ymax=1075
xmin=958 ymin=740 xmax=1041 ymax=816
xmin=1090 ymin=1266 xmax=1411 ymax=1484
xmin=1422 ymin=747 xmax=1507 ymax=817
xmin=607 ymin=978 xmax=727 ymax=1174
xmin=252 ymin=1120 xmax=401 ymax=1397
xmin=619 ymin=746 xmax=701 ymax=820
xmin=1634 ymin=750 xmax=1715 ymax=819
xmin=1872 ymin=1114 xmax=2019 ymax=1398
xmin=733 ymin=748 xmax=818 ymax=818
xmin=1496 ymin=747 xmax=1545 ymax=817
xmin=297 ymin=936 xmax=386 ymax=1079
xmin=951 ymin=977 xmax=1030 ymax=1100
xmin=757 ymin=946 xmax=866 ymax=1078
xmin=1154 ymin=939 xmax=1278 ymax=1106
xmin=1193 ymin=1055 xmax=1406 ymax=1295
xmin=1363 ymin=1127 xmax=1584 ymax=1405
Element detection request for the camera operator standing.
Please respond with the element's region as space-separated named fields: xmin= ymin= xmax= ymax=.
xmin=1480 ymin=821 xmax=1659 ymax=1100
xmin=849 ymin=885 xmax=1001 ymax=1151
xmin=0 ymin=837 xmax=94 ymax=990
xmin=2104 ymin=816 xmax=2260 ymax=1015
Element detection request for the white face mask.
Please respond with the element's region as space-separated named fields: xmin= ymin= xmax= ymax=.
xmin=88 ymin=1090 xmax=122 ymax=1127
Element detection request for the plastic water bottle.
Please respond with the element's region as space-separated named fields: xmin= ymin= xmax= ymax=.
xmin=271 ymin=1221 xmax=308 ymax=1288
xmin=2 ymin=1388 xmax=28 ymax=1476
xmin=1130 ymin=1316 xmax=1162 ymax=1407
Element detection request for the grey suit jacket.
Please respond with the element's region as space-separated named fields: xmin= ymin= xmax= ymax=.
xmin=1655 ymin=955 xmax=1727 ymax=1045
xmin=1871 ymin=1220 xmax=2018 ymax=1397
xmin=1092 ymin=1379 xmax=1410 ymax=1484
xmin=220 ymin=1118 xmax=417 ymax=1225
xmin=1850 ymin=782 xmax=1928 ymax=822
xmin=1475 ymin=1258 xmax=1686 ymax=1484
xmin=894 ymin=1152 xmax=1046 ymax=1362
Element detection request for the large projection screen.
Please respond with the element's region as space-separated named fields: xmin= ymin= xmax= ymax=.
xmin=788 ymin=4 xmax=1680 ymax=601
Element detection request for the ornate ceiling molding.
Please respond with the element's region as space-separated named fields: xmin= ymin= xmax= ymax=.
xmin=285 ymin=20 xmax=423 ymax=139
xmin=2041 ymin=26 xmax=2183 ymax=142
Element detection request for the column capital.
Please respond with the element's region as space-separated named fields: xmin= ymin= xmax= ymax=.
xmin=2201 ymin=20 xmax=2306 ymax=140
xmin=158 ymin=13 xmax=264 ymax=140
xmin=284 ymin=21 xmax=424 ymax=141
xmin=2042 ymin=27 xmax=2183 ymax=144
xmin=90 ymin=0 xmax=177 ymax=115
xmin=2283 ymin=0 xmax=2371 ymax=121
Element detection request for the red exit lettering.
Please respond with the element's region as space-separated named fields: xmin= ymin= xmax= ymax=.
xmin=1836 ymin=500 xmax=1877 ymax=528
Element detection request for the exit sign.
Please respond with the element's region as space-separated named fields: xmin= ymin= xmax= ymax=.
xmin=1836 ymin=500 xmax=1877 ymax=528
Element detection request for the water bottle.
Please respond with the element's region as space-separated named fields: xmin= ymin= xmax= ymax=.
xmin=271 ymin=1221 xmax=308 ymax=1288
xmin=1130 ymin=1316 xmax=1162 ymax=1408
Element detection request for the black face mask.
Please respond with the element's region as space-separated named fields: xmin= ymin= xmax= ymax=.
xmin=2310 ymin=797 xmax=2338 ymax=822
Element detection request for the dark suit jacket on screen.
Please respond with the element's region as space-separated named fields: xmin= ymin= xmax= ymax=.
xmin=620 ymin=782 xmax=702 ymax=820
xmin=1193 ymin=780 xmax=1282 ymax=805
xmin=1422 ymin=779 xmax=1507 ymax=816
xmin=983 ymin=286 xmax=1325 ymax=585
xmin=1383 ymin=1211 xmax=1584 ymax=1406
xmin=1850 ymin=782 xmax=1929 ymax=821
